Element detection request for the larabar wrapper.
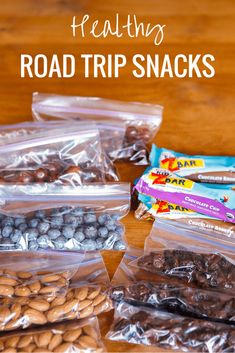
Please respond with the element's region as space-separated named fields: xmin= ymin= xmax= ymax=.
xmin=150 ymin=145 xmax=235 ymax=185
xmin=135 ymin=168 xmax=235 ymax=224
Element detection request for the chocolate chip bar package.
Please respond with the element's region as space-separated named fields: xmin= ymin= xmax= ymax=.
xmin=109 ymin=248 xmax=235 ymax=324
xmin=134 ymin=219 xmax=235 ymax=293
xmin=0 ymin=252 xmax=113 ymax=331
xmin=107 ymin=302 xmax=235 ymax=353
xmin=0 ymin=182 xmax=130 ymax=251
xmin=0 ymin=317 xmax=105 ymax=352
xmin=0 ymin=251 xmax=85 ymax=299
xmin=32 ymin=93 xmax=163 ymax=165
xmin=0 ymin=121 xmax=119 ymax=185
xmin=150 ymin=145 xmax=235 ymax=184
xmin=135 ymin=167 xmax=235 ymax=223
xmin=135 ymin=193 xmax=235 ymax=238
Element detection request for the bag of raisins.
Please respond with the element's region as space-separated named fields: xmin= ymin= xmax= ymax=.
xmin=0 ymin=182 xmax=130 ymax=252
xmin=32 ymin=92 xmax=163 ymax=165
xmin=0 ymin=121 xmax=119 ymax=184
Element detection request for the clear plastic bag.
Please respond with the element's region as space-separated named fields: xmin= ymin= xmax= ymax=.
xmin=0 ymin=252 xmax=112 ymax=331
xmin=0 ymin=251 xmax=84 ymax=298
xmin=0 ymin=317 xmax=105 ymax=352
xmin=32 ymin=93 xmax=163 ymax=165
xmin=0 ymin=122 xmax=117 ymax=185
xmin=107 ymin=302 xmax=235 ymax=353
xmin=110 ymin=248 xmax=235 ymax=324
xmin=134 ymin=219 xmax=235 ymax=293
xmin=0 ymin=182 xmax=130 ymax=251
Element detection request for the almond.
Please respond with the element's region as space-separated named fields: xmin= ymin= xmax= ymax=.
xmin=21 ymin=344 xmax=36 ymax=353
xmin=28 ymin=299 xmax=50 ymax=312
xmin=17 ymin=335 xmax=33 ymax=348
xmin=4 ymin=318 xmax=21 ymax=331
xmin=93 ymin=300 xmax=109 ymax=315
xmin=92 ymin=294 xmax=106 ymax=306
xmin=37 ymin=332 xmax=53 ymax=348
xmin=33 ymin=349 xmax=52 ymax=353
xmin=79 ymin=305 xmax=94 ymax=318
xmin=40 ymin=275 xmax=60 ymax=283
xmin=62 ymin=299 xmax=78 ymax=314
xmin=1 ymin=348 xmax=17 ymax=353
xmin=29 ymin=281 xmax=41 ymax=294
xmin=14 ymin=287 xmax=31 ymax=297
xmin=78 ymin=300 xmax=92 ymax=311
xmin=24 ymin=309 xmax=47 ymax=325
xmin=3 ymin=270 xmax=16 ymax=277
xmin=0 ymin=307 xmax=11 ymax=323
xmin=87 ymin=287 xmax=101 ymax=300
xmin=5 ymin=336 xmax=20 ymax=348
xmin=0 ymin=277 xmax=17 ymax=287
xmin=16 ymin=272 xmax=32 ymax=280
xmin=74 ymin=287 xmax=88 ymax=301
xmin=48 ymin=334 xmax=62 ymax=351
xmin=63 ymin=328 xmax=82 ymax=342
xmin=82 ymin=325 xmax=97 ymax=339
xmin=0 ymin=285 xmax=14 ymax=297
xmin=78 ymin=335 xmax=97 ymax=349
xmin=39 ymin=286 xmax=57 ymax=295
xmin=47 ymin=307 xmax=65 ymax=323
xmin=53 ymin=343 xmax=72 ymax=353
xmin=50 ymin=297 xmax=66 ymax=308
xmin=11 ymin=303 xmax=21 ymax=320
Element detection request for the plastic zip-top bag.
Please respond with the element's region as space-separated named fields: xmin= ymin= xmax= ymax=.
xmin=109 ymin=247 xmax=235 ymax=324
xmin=106 ymin=302 xmax=235 ymax=353
xmin=0 ymin=252 xmax=112 ymax=331
xmin=0 ymin=121 xmax=119 ymax=185
xmin=32 ymin=93 xmax=163 ymax=165
xmin=0 ymin=182 xmax=130 ymax=251
xmin=134 ymin=219 xmax=235 ymax=293
xmin=0 ymin=317 xmax=105 ymax=352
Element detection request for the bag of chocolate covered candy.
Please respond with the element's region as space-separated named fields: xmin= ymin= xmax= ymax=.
xmin=0 ymin=317 xmax=105 ymax=352
xmin=0 ymin=252 xmax=112 ymax=332
xmin=0 ymin=121 xmax=119 ymax=185
xmin=107 ymin=302 xmax=235 ymax=353
xmin=0 ymin=182 xmax=130 ymax=251
xmin=32 ymin=93 xmax=163 ymax=165
xmin=131 ymin=219 xmax=235 ymax=293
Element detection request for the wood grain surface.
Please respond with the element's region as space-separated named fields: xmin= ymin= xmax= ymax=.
xmin=0 ymin=0 xmax=235 ymax=352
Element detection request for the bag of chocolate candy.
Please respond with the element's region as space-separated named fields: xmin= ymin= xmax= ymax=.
xmin=0 ymin=182 xmax=130 ymax=251
xmin=106 ymin=302 xmax=235 ymax=353
xmin=0 ymin=121 xmax=119 ymax=185
xmin=109 ymin=247 xmax=235 ymax=324
xmin=0 ymin=252 xmax=113 ymax=331
xmin=0 ymin=250 xmax=85 ymax=299
xmin=132 ymin=219 xmax=235 ymax=293
xmin=150 ymin=145 xmax=235 ymax=184
xmin=32 ymin=92 xmax=163 ymax=165
xmin=0 ymin=317 xmax=105 ymax=352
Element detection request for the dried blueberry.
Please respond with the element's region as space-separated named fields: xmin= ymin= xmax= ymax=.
xmin=64 ymin=214 xmax=78 ymax=227
xmin=50 ymin=216 xmax=63 ymax=228
xmin=113 ymin=240 xmax=126 ymax=250
xmin=2 ymin=217 xmax=14 ymax=227
xmin=54 ymin=236 xmax=66 ymax=250
xmin=96 ymin=237 xmax=104 ymax=250
xmin=98 ymin=214 xmax=108 ymax=225
xmin=37 ymin=236 xmax=50 ymax=249
xmin=35 ymin=210 xmax=46 ymax=219
xmin=81 ymin=239 xmax=97 ymax=251
xmin=2 ymin=226 xmax=13 ymax=238
xmin=84 ymin=225 xmax=97 ymax=239
xmin=10 ymin=229 xmax=22 ymax=243
xmin=59 ymin=206 xmax=72 ymax=215
xmin=25 ymin=228 xmax=39 ymax=241
xmin=48 ymin=229 xmax=61 ymax=240
xmin=38 ymin=222 xmax=50 ymax=235
xmin=108 ymin=231 xmax=120 ymax=241
xmin=71 ymin=207 xmax=84 ymax=216
xmin=98 ymin=227 xmax=108 ymax=238
xmin=29 ymin=241 xmax=39 ymax=251
xmin=84 ymin=213 xmax=97 ymax=224
xmin=14 ymin=217 xmax=25 ymax=227
xmin=18 ymin=223 xmax=28 ymax=232
xmin=28 ymin=218 xmax=39 ymax=228
xmin=62 ymin=226 xmax=75 ymax=239
xmin=105 ymin=219 xmax=116 ymax=231
xmin=74 ymin=230 xmax=85 ymax=242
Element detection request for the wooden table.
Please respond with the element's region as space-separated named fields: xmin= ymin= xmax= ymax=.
xmin=0 ymin=0 xmax=234 ymax=351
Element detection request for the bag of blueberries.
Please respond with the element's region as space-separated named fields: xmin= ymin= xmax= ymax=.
xmin=133 ymin=218 xmax=235 ymax=294
xmin=109 ymin=247 xmax=235 ymax=325
xmin=0 ymin=182 xmax=130 ymax=251
xmin=0 ymin=121 xmax=118 ymax=185
xmin=32 ymin=92 xmax=163 ymax=165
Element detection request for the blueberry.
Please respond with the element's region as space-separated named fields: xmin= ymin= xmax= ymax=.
xmin=25 ymin=228 xmax=39 ymax=241
xmin=14 ymin=218 xmax=25 ymax=227
xmin=54 ymin=236 xmax=66 ymax=250
xmin=18 ymin=223 xmax=28 ymax=232
xmin=35 ymin=210 xmax=46 ymax=219
xmin=98 ymin=214 xmax=108 ymax=225
xmin=83 ymin=213 xmax=97 ymax=224
xmin=113 ymin=240 xmax=126 ymax=250
xmin=74 ymin=230 xmax=85 ymax=242
xmin=62 ymin=226 xmax=75 ymax=239
xmin=48 ymin=229 xmax=61 ymax=240
xmin=98 ymin=227 xmax=108 ymax=238
xmin=38 ymin=222 xmax=50 ymax=235
xmin=29 ymin=241 xmax=39 ymax=251
xmin=37 ymin=236 xmax=50 ymax=249
xmin=71 ymin=207 xmax=84 ymax=216
xmin=2 ymin=217 xmax=14 ymax=227
xmin=10 ymin=229 xmax=22 ymax=243
xmin=105 ymin=219 xmax=116 ymax=231
xmin=59 ymin=206 xmax=72 ymax=215
xmin=28 ymin=218 xmax=39 ymax=228
xmin=2 ymin=226 xmax=13 ymax=238
xmin=81 ymin=239 xmax=97 ymax=251
xmin=50 ymin=208 xmax=61 ymax=217
xmin=96 ymin=237 xmax=104 ymax=250
xmin=64 ymin=214 xmax=78 ymax=227
xmin=84 ymin=225 xmax=97 ymax=239
xmin=50 ymin=216 xmax=63 ymax=228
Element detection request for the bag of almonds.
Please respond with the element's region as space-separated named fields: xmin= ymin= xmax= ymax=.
xmin=0 ymin=252 xmax=112 ymax=331
xmin=0 ymin=317 xmax=105 ymax=352
xmin=0 ymin=251 xmax=85 ymax=299
xmin=0 ymin=182 xmax=130 ymax=251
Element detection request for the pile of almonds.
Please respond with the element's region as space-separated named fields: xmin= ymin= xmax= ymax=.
xmin=0 ymin=285 xmax=112 ymax=331
xmin=0 ymin=319 xmax=103 ymax=352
